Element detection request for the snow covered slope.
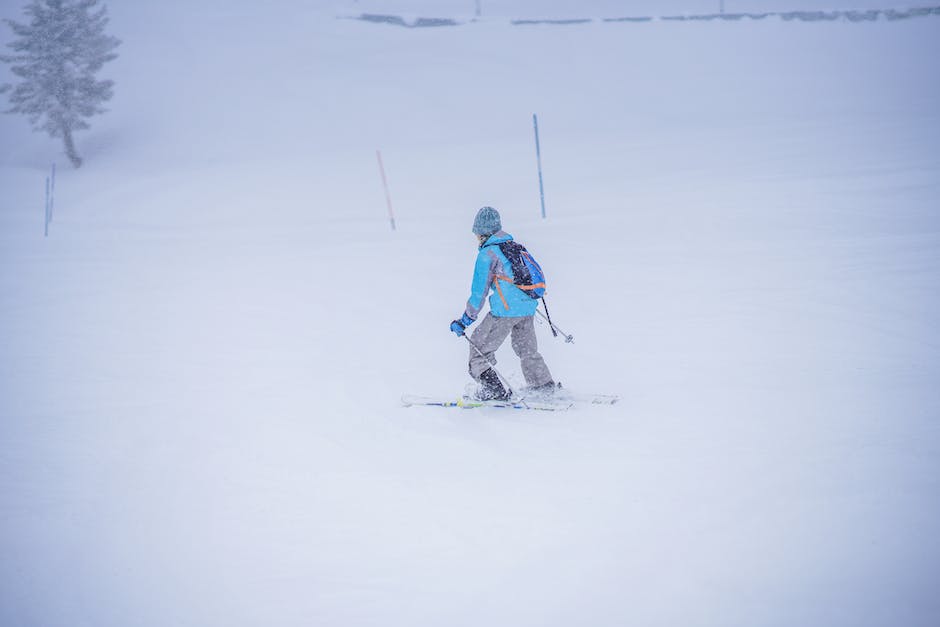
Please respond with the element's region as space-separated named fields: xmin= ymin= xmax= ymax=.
xmin=1 ymin=2 xmax=939 ymax=626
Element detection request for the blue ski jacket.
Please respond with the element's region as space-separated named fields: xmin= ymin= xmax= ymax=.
xmin=464 ymin=231 xmax=540 ymax=320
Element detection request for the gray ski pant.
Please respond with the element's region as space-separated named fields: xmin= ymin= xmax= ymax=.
xmin=468 ymin=313 xmax=553 ymax=387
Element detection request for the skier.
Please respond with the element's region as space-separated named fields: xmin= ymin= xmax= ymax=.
xmin=450 ymin=206 xmax=555 ymax=401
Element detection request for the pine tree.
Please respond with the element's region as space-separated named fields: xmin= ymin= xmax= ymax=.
xmin=0 ymin=0 xmax=120 ymax=168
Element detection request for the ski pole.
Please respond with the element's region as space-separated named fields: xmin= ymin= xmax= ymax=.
xmin=540 ymin=297 xmax=558 ymax=338
xmin=537 ymin=300 xmax=574 ymax=343
xmin=463 ymin=334 xmax=515 ymax=396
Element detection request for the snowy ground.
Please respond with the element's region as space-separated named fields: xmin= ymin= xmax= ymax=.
xmin=1 ymin=2 xmax=939 ymax=626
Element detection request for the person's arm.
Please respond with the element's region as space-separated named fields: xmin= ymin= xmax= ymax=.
xmin=465 ymin=248 xmax=496 ymax=320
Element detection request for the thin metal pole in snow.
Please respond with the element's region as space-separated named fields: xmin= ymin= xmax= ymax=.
xmin=376 ymin=150 xmax=396 ymax=231
xmin=533 ymin=114 xmax=546 ymax=219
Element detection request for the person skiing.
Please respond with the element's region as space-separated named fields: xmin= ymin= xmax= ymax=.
xmin=450 ymin=206 xmax=555 ymax=401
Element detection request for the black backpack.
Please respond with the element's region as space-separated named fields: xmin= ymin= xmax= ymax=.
xmin=492 ymin=240 xmax=547 ymax=300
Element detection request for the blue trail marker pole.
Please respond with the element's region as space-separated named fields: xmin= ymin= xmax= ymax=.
xmin=533 ymin=114 xmax=546 ymax=219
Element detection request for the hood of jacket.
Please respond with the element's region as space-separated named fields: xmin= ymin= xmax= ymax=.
xmin=479 ymin=230 xmax=513 ymax=249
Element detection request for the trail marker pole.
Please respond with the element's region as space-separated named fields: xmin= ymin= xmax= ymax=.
xmin=533 ymin=114 xmax=546 ymax=219
xmin=376 ymin=150 xmax=397 ymax=231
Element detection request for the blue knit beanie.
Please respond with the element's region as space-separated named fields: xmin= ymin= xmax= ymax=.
xmin=472 ymin=206 xmax=501 ymax=236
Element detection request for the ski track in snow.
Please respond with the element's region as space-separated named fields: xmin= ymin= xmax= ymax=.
xmin=1 ymin=2 xmax=939 ymax=626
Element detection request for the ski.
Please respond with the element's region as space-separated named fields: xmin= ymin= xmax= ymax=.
xmin=518 ymin=382 xmax=619 ymax=406
xmin=562 ymin=393 xmax=619 ymax=405
xmin=401 ymin=394 xmax=573 ymax=412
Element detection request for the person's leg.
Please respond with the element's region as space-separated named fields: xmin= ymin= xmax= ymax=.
xmin=468 ymin=314 xmax=514 ymax=380
xmin=510 ymin=316 xmax=553 ymax=388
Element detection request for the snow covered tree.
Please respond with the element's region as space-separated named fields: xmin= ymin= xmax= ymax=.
xmin=0 ymin=0 xmax=120 ymax=168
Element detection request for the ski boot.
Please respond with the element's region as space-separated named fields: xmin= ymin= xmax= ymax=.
xmin=522 ymin=381 xmax=561 ymax=401
xmin=475 ymin=369 xmax=511 ymax=402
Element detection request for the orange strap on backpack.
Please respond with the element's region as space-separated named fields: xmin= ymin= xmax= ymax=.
xmin=492 ymin=274 xmax=545 ymax=311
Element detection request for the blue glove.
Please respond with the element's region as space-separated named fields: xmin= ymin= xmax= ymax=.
xmin=450 ymin=313 xmax=474 ymax=337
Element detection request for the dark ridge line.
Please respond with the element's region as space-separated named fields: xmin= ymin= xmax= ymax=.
xmin=511 ymin=18 xmax=593 ymax=25
xmin=356 ymin=13 xmax=461 ymax=28
xmin=348 ymin=7 xmax=940 ymax=28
